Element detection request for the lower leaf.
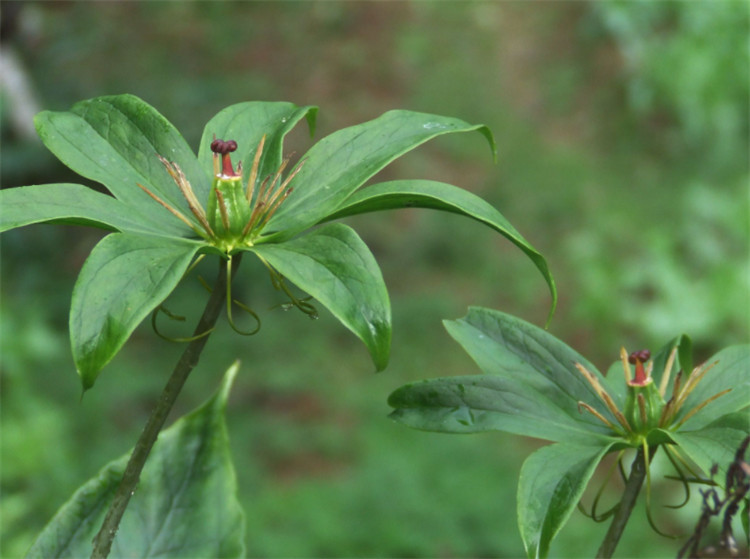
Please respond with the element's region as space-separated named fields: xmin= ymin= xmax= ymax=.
xmin=252 ymin=223 xmax=391 ymax=371
xmin=662 ymin=411 xmax=750 ymax=484
xmin=25 ymin=362 xmax=245 ymax=559
xmin=518 ymin=442 xmax=616 ymax=559
xmin=321 ymin=179 xmax=557 ymax=321
xmin=70 ymin=233 xmax=202 ymax=389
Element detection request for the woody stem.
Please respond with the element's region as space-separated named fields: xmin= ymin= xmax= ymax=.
xmin=90 ymin=254 xmax=242 ymax=559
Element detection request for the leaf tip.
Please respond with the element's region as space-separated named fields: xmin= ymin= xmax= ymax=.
xmin=217 ymin=360 xmax=241 ymax=405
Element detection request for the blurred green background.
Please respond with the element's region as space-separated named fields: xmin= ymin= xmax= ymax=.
xmin=1 ymin=2 xmax=747 ymax=557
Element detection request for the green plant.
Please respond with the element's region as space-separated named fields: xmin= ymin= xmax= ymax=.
xmin=389 ymin=307 xmax=749 ymax=558
xmin=0 ymin=94 xmax=555 ymax=558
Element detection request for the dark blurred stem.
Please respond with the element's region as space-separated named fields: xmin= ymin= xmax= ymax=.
xmin=596 ymin=446 xmax=655 ymax=558
xmin=91 ymin=254 xmax=241 ymax=559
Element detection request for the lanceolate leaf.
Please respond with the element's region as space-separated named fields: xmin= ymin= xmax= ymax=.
xmin=25 ymin=363 xmax=245 ymax=559
xmin=0 ymin=184 xmax=163 ymax=235
xmin=661 ymin=412 xmax=750 ymax=483
xmin=672 ymin=344 xmax=750 ymax=430
xmin=267 ymin=111 xmax=496 ymax=237
xmin=71 ymin=233 xmax=202 ymax=388
xmin=388 ymin=374 xmax=617 ymax=444
xmin=517 ymin=442 xmax=616 ymax=559
xmin=444 ymin=308 xmax=621 ymax=429
xmin=252 ymin=223 xmax=391 ymax=371
xmin=321 ymin=179 xmax=557 ymax=318
xmin=197 ymin=102 xmax=317 ymax=200
xmin=389 ymin=308 xmax=623 ymax=443
xmin=35 ymin=94 xmax=207 ymax=237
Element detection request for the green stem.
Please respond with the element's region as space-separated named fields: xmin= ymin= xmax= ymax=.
xmin=596 ymin=446 xmax=655 ymax=558
xmin=90 ymin=255 xmax=241 ymax=559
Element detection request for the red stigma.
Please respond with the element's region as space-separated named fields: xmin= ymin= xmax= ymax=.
xmin=628 ymin=349 xmax=651 ymax=385
xmin=211 ymin=138 xmax=239 ymax=177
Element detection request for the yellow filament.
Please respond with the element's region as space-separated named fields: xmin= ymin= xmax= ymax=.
xmin=136 ymin=182 xmax=206 ymax=238
xmin=246 ymin=135 xmax=266 ymax=203
xmin=658 ymin=346 xmax=678 ymax=398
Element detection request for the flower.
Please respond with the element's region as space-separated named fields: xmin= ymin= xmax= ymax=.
xmin=575 ymin=346 xmax=730 ymax=441
xmin=388 ymin=307 xmax=749 ymax=558
xmin=0 ymin=94 xmax=556 ymax=389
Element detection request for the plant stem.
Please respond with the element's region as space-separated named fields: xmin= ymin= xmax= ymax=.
xmin=90 ymin=255 xmax=240 ymax=559
xmin=596 ymin=446 xmax=655 ymax=558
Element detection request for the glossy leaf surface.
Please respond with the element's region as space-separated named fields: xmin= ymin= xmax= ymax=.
xmin=0 ymin=184 xmax=161 ymax=235
xmin=389 ymin=308 xmax=621 ymax=443
xmin=322 ymin=179 xmax=556 ymax=316
xmin=266 ymin=110 xmax=496 ymax=237
xmin=35 ymin=95 xmax=207 ymax=236
xmin=25 ymin=363 xmax=245 ymax=558
xmin=1 ymin=95 xmax=556 ymax=388
xmin=517 ymin=442 xmax=615 ymax=559
xmin=389 ymin=373 xmax=615 ymax=444
xmin=71 ymin=233 xmax=201 ymax=388
xmin=197 ymin=101 xmax=317 ymax=201
xmin=253 ymin=223 xmax=391 ymax=370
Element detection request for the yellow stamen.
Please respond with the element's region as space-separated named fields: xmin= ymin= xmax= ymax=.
xmin=673 ymin=361 xmax=718 ymax=412
xmin=620 ymin=347 xmax=632 ymax=384
xmin=157 ymin=156 xmax=215 ymax=239
xmin=213 ymin=188 xmax=231 ymax=232
xmin=575 ymin=362 xmax=633 ymax=433
xmin=658 ymin=346 xmax=678 ymax=398
xmin=246 ymin=135 xmax=266 ymax=203
xmin=137 ymin=182 xmax=206 ymax=238
xmin=578 ymin=401 xmax=623 ymax=433
xmin=261 ymin=157 xmax=292 ymax=207
xmin=673 ymin=388 xmax=732 ymax=429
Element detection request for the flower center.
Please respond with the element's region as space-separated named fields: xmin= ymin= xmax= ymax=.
xmin=138 ymin=136 xmax=303 ymax=253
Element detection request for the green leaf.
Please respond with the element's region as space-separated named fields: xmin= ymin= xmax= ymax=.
xmin=321 ymin=179 xmax=556 ymax=319
xmin=0 ymin=184 xmax=163 ymax=235
xmin=389 ymin=307 xmax=626 ymax=443
xmin=197 ymin=101 xmax=317 ymax=199
xmin=517 ymin=442 xmax=615 ymax=559
xmin=662 ymin=412 xmax=750 ymax=483
xmin=35 ymin=94 xmax=207 ymax=237
xmin=71 ymin=233 xmax=202 ymax=388
xmin=672 ymin=344 xmax=750 ymax=430
xmin=25 ymin=362 xmax=245 ymax=559
xmin=252 ymin=223 xmax=391 ymax=371
xmin=445 ymin=308 xmax=623 ymax=430
xmin=267 ymin=110 xmax=496 ymax=237
xmin=388 ymin=374 xmax=618 ymax=444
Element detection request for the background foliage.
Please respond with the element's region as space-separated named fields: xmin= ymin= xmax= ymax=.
xmin=1 ymin=2 xmax=747 ymax=557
